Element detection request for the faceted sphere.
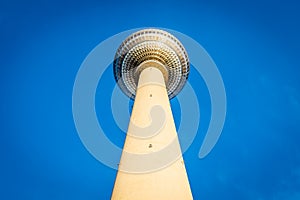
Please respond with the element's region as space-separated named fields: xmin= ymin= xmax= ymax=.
xmin=113 ymin=28 xmax=190 ymax=99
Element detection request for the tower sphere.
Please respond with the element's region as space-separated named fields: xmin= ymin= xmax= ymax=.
xmin=113 ymin=28 xmax=190 ymax=99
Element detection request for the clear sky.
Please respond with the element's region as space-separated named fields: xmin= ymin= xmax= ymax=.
xmin=1 ymin=0 xmax=300 ymax=199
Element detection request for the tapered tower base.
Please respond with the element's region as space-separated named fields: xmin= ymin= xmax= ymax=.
xmin=111 ymin=67 xmax=193 ymax=200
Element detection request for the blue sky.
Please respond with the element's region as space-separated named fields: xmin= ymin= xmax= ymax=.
xmin=1 ymin=0 xmax=300 ymax=199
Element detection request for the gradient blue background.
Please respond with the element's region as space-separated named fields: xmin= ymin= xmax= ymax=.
xmin=1 ymin=0 xmax=300 ymax=199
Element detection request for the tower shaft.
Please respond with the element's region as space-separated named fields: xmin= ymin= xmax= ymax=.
xmin=111 ymin=67 xmax=193 ymax=200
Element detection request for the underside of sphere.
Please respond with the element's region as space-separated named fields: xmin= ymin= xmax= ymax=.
xmin=113 ymin=28 xmax=190 ymax=99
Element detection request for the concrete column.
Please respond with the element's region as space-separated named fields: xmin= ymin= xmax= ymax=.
xmin=111 ymin=66 xmax=193 ymax=200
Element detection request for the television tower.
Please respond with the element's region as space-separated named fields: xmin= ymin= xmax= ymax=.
xmin=111 ymin=29 xmax=193 ymax=199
